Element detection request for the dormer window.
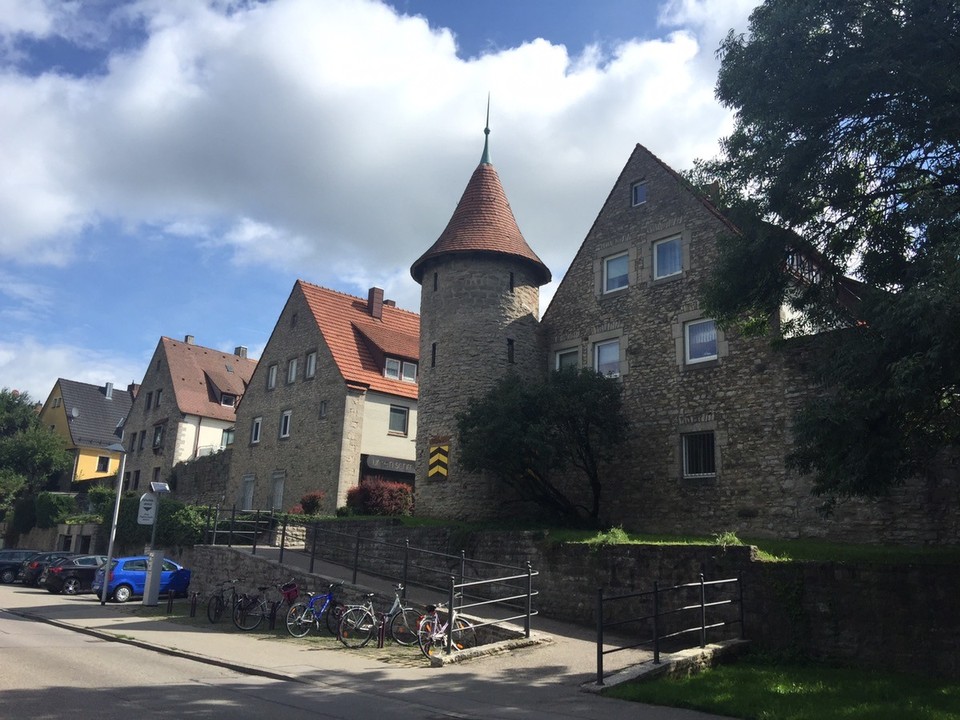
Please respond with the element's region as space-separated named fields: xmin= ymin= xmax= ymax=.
xmin=385 ymin=358 xmax=418 ymax=383
xmin=221 ymin=393 xmax=236 ymax=407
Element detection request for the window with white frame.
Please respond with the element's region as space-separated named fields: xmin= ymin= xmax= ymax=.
xmin=267 ymin=363 xmax=278 ymax=390
xmin=152 ymin=424 xmax=165 ymax=448
xmin=221 ymin=393 xmax=236 ymax=407
xmin=241 ymin=475 xmax=255 ymax=511
xmin=305 ymin=351 xmax=317 ymax=379
xmin=653 ymin=235 xmax=682 ymax=279
xmin=631 ymin=181 xmax=647 ymax=206
xmin=401 ymin=361 xmax=417 ymax=383
xmin=603 ymin=252 xmax=629 ymax=293
xmin=271 ymin=471 xmax=285 ymax=511
xmin=389 ymin=405 xmax=409 ymax=436
xmin=221 ymin=428 xmax=234 ymax=447
xmin=555 ymin=348 xmax=579 ymax=370
xmin=683 ymin=432 xmax=716 ymax=478
xmin=385 ymin=358 xmax=401 ymax=379
xmin=279 ymin=410 xmax=292 ymax=438
xmin=685 ymin=319 xmax=718 ymax=364
xmin=594 ymin=339 xmax=621 ymax=377
xmin=286 ymin=357 xmax=298 ymax=384
xmin=251 ymin=416 xmax=262 ymax=444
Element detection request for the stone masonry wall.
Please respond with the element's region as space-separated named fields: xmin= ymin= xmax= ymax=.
xmin=231 ymin=519 xmax=960 ymax=679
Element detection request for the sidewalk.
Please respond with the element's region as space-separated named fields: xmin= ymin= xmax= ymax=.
xmin=0 ymin=550 xmax=735 ymax=720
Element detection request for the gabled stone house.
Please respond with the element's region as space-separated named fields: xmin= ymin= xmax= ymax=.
xmin=122 ymin=336 xmax=256 ymax=494
xmin=227 ymin=281 xmax=419 ymax=515
xmin=412 ymin=137 xmax=958 ymax=544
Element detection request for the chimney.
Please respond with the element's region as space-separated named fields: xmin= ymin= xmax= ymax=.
xmin=104 ymin=382 xmax=113 ymax=400
xmin=367 ymin=287 xmax=384 ymax=320
xmin=184 ymin=334 xmax=195 ymax=344
xmin=235 ymin=346 xmax=248 ymax=358
xmin=128 ymin=383 xmax=140 ymax=398
xmin=384 ymin=299 xmax=396 ymax=307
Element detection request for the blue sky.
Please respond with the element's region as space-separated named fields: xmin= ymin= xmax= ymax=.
xmin=0 ymin=0 xmax=760 ymax=401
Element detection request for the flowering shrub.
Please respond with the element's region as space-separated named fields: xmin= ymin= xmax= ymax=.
xmin=297 ymin=490 xmax=326 ymax=515
xmin=345 ymin=477 xmax=413 ymax=516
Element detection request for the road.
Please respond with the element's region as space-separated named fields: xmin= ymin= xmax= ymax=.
xmin=0 ymin=581 xmax=729 ymax=720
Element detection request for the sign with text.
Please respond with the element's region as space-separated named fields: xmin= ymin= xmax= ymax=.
xmin=138 ymin=492 xmax=158 ymax=525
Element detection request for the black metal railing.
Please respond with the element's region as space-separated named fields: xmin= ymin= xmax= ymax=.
xmin=595 ymin=574 xmax=743 ymax=685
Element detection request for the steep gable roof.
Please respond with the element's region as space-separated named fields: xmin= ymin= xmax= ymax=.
xmin=56 ymin=379 xmax=134 ymax=449
xmin=298 ymin=281 xmax=420 ymax=401
xmin=161 ymin=337 xmax=258 ymax=421
xmin=410 ymin=158 xmax=551 ymax=286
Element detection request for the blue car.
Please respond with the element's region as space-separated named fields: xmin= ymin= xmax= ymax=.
xmin=92 ymin=556 xmax=191 ymax=603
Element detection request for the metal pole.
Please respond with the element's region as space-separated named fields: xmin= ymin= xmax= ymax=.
xmin=228 ymin=504 xmax=236 ymax=547
xmin=446 ymin=575 xmax=456 ymax=655
xmin=738 ymin=575 xmax=745 ymax=639
xmin=352 ymin=531 xmax=361 ymax=585
xmin=402 ymin=540 xmax=409 ymax=599
xmin=524 ymin=561 xmax=532 ymax=638
xmin=459 ymin=550 xmax=465 ymax=588
xmin=278 ymin=517 xmax=287 ymax=564
xmin=596 ymin=587 xmax=604 ymax=686
xmin=251 ymin=509 xmax=260 ymax=554
xmin=309 ymin=521 xmax=319 ymax=574
xmin=653 ymin=580 xmax=660 ymax=664
xmin=100 ymin=446 xmax=126 ymax=605
xmin=700 ymin=573 xmax=706 ymax=648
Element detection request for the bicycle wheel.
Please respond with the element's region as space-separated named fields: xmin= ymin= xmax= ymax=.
xmin=324 ymin=602 xmax=345 ymax=636
xmin=450 ymin=617 xmax=476 ymax=651
xmin=285 ymin=602 xmax=313 ymax=638
xmin=206 ymin=593 xmax=224 ymax=623
xmin=338 ymin=608 xmax=375 ymax=648
xmin=389 ymin=608 xmax=420 ymax=646
xmin=233 ymin=595 xmax=266 ymax=631
xmin=417 ymin=615 xmax=442 ymax=658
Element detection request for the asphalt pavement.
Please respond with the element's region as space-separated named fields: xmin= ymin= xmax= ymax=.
xmin=0 ymin=549 xmax=735 ymax=720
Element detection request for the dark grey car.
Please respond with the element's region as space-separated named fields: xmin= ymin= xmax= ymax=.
xmin=0 ymin=549 xmax=41 ymax=584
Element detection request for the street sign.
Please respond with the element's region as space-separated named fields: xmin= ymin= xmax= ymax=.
xmin=138 ymin=492 xmax=158 ymax=525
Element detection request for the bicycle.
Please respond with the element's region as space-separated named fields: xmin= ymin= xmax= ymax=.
xmin=338 ymin=583 xmax=420 ymax=648
xmin=417 ymin=600 xmax=476 ymax=658
xmin=285 ymin=581 xmax=346 ymax=638
xmin=206 ymin=577 xmax=241 ymax=623
xmin=233 ymin=578 xmax=299 ymax=631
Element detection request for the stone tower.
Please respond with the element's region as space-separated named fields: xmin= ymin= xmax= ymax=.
xmin=410 ymin=124 xmax=551 ymax=519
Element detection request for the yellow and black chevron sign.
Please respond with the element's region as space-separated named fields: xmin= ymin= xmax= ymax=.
xmin=428 ymin=444 xmax=449 ymax=479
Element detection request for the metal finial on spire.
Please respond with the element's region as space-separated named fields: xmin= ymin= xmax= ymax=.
xmin=480 ymin=93 xmax=491 ymax=164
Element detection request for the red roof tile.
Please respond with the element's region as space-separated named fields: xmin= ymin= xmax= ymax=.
xmin=410 ymin=162 xmax=551 ymax=285
xmin=298 ymin=281 xmax=420 ymax=401
xmin=163 ymin=337 xmax=257 ymax=421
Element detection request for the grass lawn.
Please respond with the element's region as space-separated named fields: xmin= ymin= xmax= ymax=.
xmin=603 ymin=655 xmax=960 ymax=720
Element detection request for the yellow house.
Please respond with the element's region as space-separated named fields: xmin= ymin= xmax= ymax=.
xmin=39 ymin=379 xmax=138 ymax=486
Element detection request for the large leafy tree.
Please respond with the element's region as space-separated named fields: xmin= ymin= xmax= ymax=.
xmin=456 ymin=368 xmax=627 ymax=524
xmin=698 ymin=0 xmax=960 ymax=497
xmin=0 ymin=389 xmax=71 ymax=517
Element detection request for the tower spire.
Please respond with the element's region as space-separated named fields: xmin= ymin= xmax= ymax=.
xmin=480 ymin=93 xmax=491 ymax=165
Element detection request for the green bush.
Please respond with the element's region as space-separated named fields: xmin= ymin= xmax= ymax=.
xmin=345 ymin=478 xmax=413 ymax=516
xmin=11 ymin=495 xmax=35 ymax=535
xmin=86 ymin=484 xmax=116 ymax=518
xmin=35 ymin=492 xmax=77 ymax=528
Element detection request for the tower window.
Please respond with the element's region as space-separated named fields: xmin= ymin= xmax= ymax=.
xmin=509 ymin=272 xmax=514 ymax=291
xmin=431 ymin=342 xmax=437 ymax=367
xmin=507 ymin=338 xmax=515 ymax=363
xmin=433 ymin=272 xmax=438 ymax=291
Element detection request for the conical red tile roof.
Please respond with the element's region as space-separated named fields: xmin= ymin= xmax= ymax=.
xmin=410 ymin=161 xmax=551 ymax=285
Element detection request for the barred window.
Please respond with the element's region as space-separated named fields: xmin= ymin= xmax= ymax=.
xmin=683 ymin=432 xmax=716 ymax=478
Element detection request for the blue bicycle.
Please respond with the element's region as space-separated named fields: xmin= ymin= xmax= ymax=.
xmin=285 ymin=581 xmax=345 ymax=638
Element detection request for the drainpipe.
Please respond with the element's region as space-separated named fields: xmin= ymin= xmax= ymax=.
xmin=192 ymin=415 xmax=203 ymax=459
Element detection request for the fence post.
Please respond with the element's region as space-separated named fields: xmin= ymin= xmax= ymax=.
xmin=524 ymin=561 xmax=533 ymax=638
xmin=738 ymin=575 xmax=745 ymax=639
xmin=212 ymin=505 xmax=222 ymax=545
xmin=446 ymin=575 xmax=456 ymax=655
xmin=459 ymin=550 xmax=466 ymax=588
xmin=352 ymin=531 xmax=361 ymax=585
xmin=279 ymin=517 xmax=288 ymax=564
xmin=653 ymin=580 xmax=660 ymax=665
xmin=251 ymin=509 xmax=260 ymax=555
xmin=699 ymin=573 xmax=706 ymax=648
xmin=228 ymin=504 xmax=236 ymax=547
xmin=402 ymin=540 xmax=410 ymax=600
xmin=596 ymin=587 xmax=604 ymax=686
xmin=309 ymin=521 xmax=319 ymax=574
xmin=204 ymin=506 xmax=212 ymax=544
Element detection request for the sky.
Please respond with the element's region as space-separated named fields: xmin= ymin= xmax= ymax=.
xmin=0 ymin=0 xmax=761 ymax=401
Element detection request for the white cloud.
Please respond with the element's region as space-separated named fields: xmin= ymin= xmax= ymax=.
xmin=0 ymin=0 xmax=760 ymax=397
xmin=0 ymin=336 xmax=145 ymax=402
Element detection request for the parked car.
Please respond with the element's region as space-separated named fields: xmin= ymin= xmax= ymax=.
xmin=0 ymin=549 xmax=41 ymax=584
xmin=41 ymin=554 xmax=108 ymax=595
xmin=18 ymin=551 xmax=77 ymax=587
xmin=92 ymin=556 xmax=191 ymax=603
